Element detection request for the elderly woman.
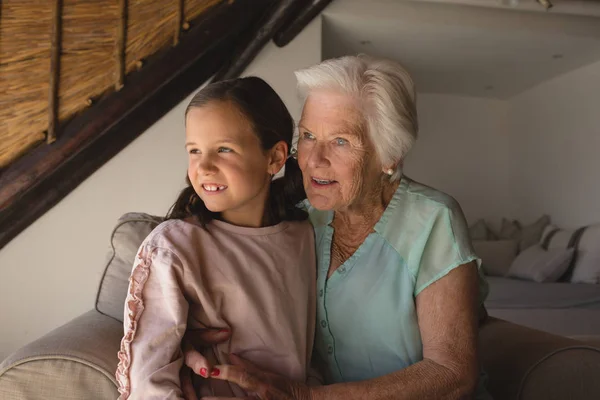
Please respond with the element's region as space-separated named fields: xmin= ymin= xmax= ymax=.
xmin=185 ymin=55 xmax=489 ymax=399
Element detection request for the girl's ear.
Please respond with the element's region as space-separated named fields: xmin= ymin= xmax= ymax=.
xmin=268 ymin=141 xmax=288 ymax=175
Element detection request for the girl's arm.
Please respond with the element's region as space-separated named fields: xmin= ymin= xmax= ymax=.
xmin=204 ymin=262 xmax=480 ymax=400
xmin=116 ymin=245 xmax=189 ymax=399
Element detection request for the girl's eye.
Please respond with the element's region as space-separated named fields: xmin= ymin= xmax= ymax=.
xmin=189 ymin=149 xmax=200 ymax=155
xmin=301 ymin=131 xmax=315 ymax=140
xmin=335 ymin=138 xmax=348 ymax=146
xmin=218 ymin=147 xmax=232 ymax=153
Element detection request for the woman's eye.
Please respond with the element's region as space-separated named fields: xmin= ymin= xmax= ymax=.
xmin=218 ymin=147 xmax=232 ymax=153
xmin=188 ymin=149 xmax=200 ymax=155
xmin=302 ymin=131 xmax=315 ymax=140
xmin=335 ymin=138 xmax=348 ymax=146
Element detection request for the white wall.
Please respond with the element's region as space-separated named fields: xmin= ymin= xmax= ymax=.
xmin=0 ymin=18 xmax=322 ymax=362
xmin=509 ymin=59 xmax=600 ymax=228
xmin=405 ymin=94 xmax=512 ymax=225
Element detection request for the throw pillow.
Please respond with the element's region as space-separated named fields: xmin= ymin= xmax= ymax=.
xmin=543 ymin=224 xmax=574 ymax=250
xmin=498 ymin=215 xmax=550 ymax=252
xmin=472 ymin=240 xmax=518 ymax=277
xmin=519 ymin=215 xmax=551 ymax=251
xmin=540 ymin=224 xmax=559 ymax=248
xmin=498 ymin=218 xmax=520 ymax=240
xmin=96 ymin=212 xmax=164 ymax=322
xmin=570 ymin=223 xmax=600 ymax=284
xmin=507 ymin=244 xmax=575 ymax=283
xmin=469 ymin=219 xmax=493 ymax=241
xmin=539 ymin=223 xmax=599 ymax=283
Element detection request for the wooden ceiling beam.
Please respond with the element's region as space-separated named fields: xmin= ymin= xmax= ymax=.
xmin=213 ymin=0 xmax=307 ymax=81
xmin=273 ymin=0 xmax=333 ymax=47
xmin=0 ymin=0 xmax=271 ymax=250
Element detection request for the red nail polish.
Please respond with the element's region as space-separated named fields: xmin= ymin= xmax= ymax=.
xmin=200 ymin=368 xmax=207 ymax=377
xmin=211 ymin=368 xmax=221 ymax=377
xmin=218 ymin=329 xmax=229 ymax=333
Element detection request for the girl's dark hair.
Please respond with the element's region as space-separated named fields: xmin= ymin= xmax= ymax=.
xmin=166 ymin=76 xmax=307 ymax=226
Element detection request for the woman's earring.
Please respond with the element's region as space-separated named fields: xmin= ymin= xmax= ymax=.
xmin=289 ymin=147 xmax=298 ymax=160
xmin=385 ymin=168 xmax=394 ymax=176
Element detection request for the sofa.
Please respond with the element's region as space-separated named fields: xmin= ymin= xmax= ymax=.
xmin=485 ymin=276 xmax=600 ymax=337
xmin=472 ymin=218 xmax=600 ymax=337
xmin=2 ymin=212 xmax=600 ymax=400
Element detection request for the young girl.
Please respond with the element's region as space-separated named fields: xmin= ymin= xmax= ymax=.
xmin=115 ymin=77 xmax=316 ymax=399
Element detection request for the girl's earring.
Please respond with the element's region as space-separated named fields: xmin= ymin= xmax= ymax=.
xmin=385 ymin=168 xmax=394 ymax=176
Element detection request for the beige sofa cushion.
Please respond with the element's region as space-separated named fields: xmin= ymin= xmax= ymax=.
xmin=0 ymin=310 xmax=122 ymax=400
xmin=0 ymin=358 xmax=117 ymax=400
xmin=95 ymin=212 xmax=163 ymax=322
xmin=519 ymin=346 xmax=600 ymax=400
xmin=480 ymin=317 xmax=600 ymax=400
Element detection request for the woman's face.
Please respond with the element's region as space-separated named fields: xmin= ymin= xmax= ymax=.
xmin=297 ymin=90 xmax=383 ymax=211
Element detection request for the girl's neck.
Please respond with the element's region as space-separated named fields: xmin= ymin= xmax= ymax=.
xmin=220 ymin=209 xmax=265 ymax=228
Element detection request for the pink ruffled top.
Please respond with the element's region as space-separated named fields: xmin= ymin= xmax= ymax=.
xmin=116 ymin=218 xmax=316 ymax=399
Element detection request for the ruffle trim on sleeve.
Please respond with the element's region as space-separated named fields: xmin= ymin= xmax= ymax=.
xmin=115 ymin=249 xmax=152 ymax=399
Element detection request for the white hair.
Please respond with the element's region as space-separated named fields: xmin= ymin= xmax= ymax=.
xmin=295 ymin=54 xmax=418 ymax=181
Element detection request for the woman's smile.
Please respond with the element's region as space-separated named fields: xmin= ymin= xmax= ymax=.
xmin=311 ymin=176 xmax=338 ymax=188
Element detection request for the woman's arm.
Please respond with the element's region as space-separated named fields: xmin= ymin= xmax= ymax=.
xmin=116 ymin=246 xmax=189 ymax=399
xmin=311 ymin=261 xmax=480 ymax=400
xmin=205 ymin=261 xmax=480 ymax=400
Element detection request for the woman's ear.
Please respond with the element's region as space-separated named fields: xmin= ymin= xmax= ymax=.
xmin=268 ymin=141 xmax=288 ymax=175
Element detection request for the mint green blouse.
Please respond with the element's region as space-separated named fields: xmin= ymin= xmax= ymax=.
xmin=308 ymin=177 xmax=490 ymax=397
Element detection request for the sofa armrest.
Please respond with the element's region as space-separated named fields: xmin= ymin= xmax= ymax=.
xmin=480 ymin=317 xmax=600 ymax=400
xmin=0 ymin=309 xmax=123 ymax=400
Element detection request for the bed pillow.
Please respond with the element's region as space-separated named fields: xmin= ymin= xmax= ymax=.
xmin=507 ymin=244 xmax=575 ymax=283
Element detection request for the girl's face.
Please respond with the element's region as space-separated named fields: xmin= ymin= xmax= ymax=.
xmin=185 ymin=101 xmax=285 ymax=227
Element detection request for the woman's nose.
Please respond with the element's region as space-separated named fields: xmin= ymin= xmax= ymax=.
xmin=306 ymin=143 xmax=330 ymax=169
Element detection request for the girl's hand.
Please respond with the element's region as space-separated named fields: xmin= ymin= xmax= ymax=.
xmin=202 ymin=354 xmax=312 ymax=400
xmin=180 ymin=328 xmax=231 ymax=400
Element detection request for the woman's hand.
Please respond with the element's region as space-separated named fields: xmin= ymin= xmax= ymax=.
xmin=202 ymin=354 xmax=312 ymax=400
xmin=180 ymin=328 xmax=231 ymax=400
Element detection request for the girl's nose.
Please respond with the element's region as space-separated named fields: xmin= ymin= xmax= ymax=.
xmin=198 ymin=155 xmax=218 ymax=175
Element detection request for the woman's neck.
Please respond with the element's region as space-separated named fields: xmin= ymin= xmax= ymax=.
xmin=332 ymin=179 xmax=399 ymax=236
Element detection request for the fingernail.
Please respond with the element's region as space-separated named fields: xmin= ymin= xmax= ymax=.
xmin=211 ymin=368 xmax=221 ymax=377
xmin=200 ymin=367 xmax=207 ymax=377
xmin=218 ymin=329 xmax=229 ymax=333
